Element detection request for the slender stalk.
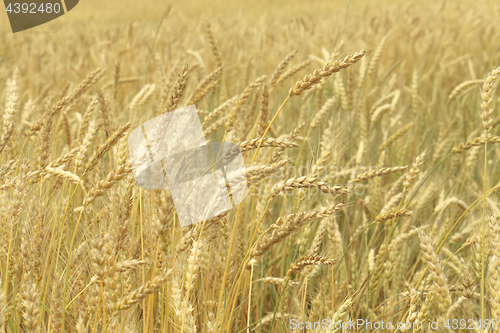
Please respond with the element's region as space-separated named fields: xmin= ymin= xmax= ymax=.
xmin=247 ymin=260 xmax=255 ymax=332
xmin=481 ymin=136 xmax=487 ymax=324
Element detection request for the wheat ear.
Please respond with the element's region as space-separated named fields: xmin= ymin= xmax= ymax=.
xmin=418 ymin=228 xmax=451 ymax=312
xmin=289 ymin=50 xmax=365 ymax=97
xmin=0 ymin=70 xmax=19 ymax=155
xmin=480 ymin=67 xmax=500 ymax=134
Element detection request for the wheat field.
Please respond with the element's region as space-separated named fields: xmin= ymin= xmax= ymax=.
xmin=1 ymin=0 xmax=500 ymax=332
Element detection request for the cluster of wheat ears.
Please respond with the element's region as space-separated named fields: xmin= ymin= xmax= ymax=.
xmin=1 ymin=1 xmax=500 ymax=332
